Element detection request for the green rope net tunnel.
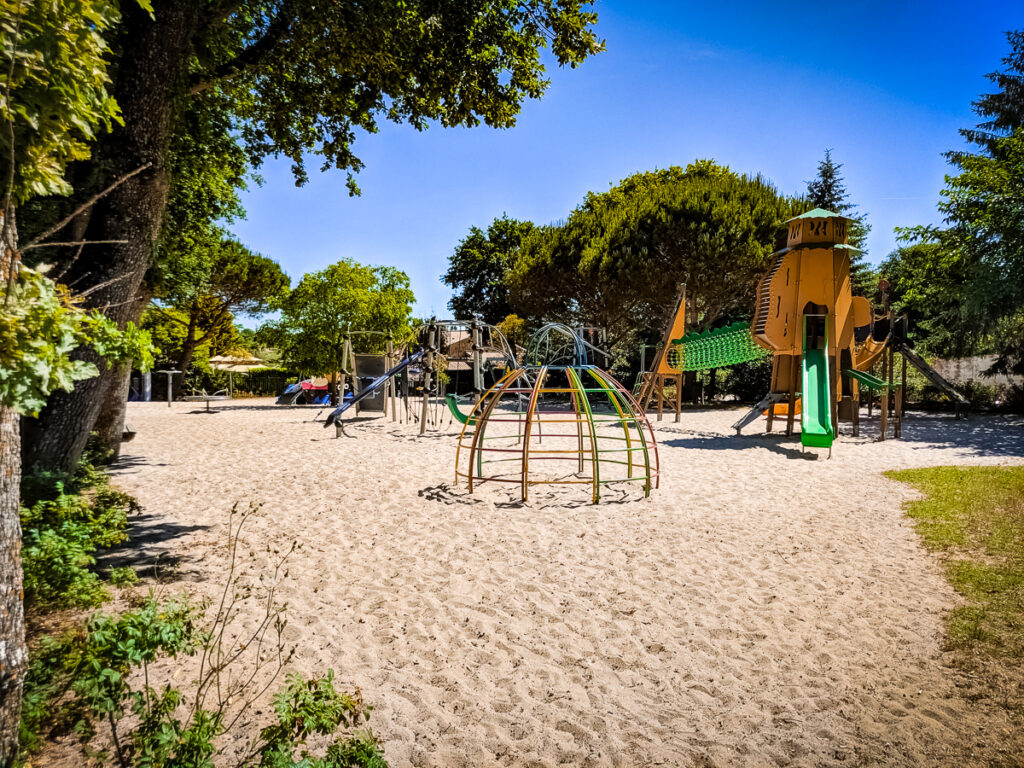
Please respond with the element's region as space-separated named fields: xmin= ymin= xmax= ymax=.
xmin=665 ymin=321 xmax=769 ymax=372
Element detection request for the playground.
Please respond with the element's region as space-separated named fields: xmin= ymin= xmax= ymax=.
xmin=111 ymin=399 xmax=1024 ymax=767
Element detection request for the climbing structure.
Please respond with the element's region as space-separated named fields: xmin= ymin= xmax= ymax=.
xmin=742 ymin=208 xmax=876 ymax=451
xmin=636 ymin=287 xmax=689 ymax=420
xmin=666 ymin=321 xmax=770 ymax=372
xmin=455 ymin=327 xmax=659 ymax=503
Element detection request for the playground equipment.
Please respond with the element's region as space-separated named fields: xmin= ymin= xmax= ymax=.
xmin=321 ymin=319 xmax=520 ymax=436
xmin=636 ymin=288 xmax=688 ymax=421
xmin=641 ymin=208 xmax=968 ymax=450
xmin=455 ymin=325 xmax=659 ymax=503
xmin=324 ymin=350 xmax=425 ymax=427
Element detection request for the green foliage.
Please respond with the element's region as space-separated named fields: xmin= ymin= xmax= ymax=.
xmin=264 ymin=260 xmax=414 ymax=375
xmin=899 ymin=31 xmax=1024 ymax=373
xmin=212 ymin=1 xmax=604 ymax=191
xmin=879 ymin=243 xmax=978 ymax=358
xmin=509 ymin=161 xmax=800 ymax=348
xmin=495 ymin=313 xmax=527 ymax=355
xmin=149 ymin=99 xmax=250 ymax=302
xmin=804 ymin=149 xmax=873 ymax=295
xmin=20 ymin=458 xmax=138 ymax=608
xmin=258 ymin=671 xmax=385 ymax=768
xmin=21 ymin=596 xmax=387 ymax=767
xmin=0 ymin=267 xmax=154 ymax=416
xmin=444 ymin=216 xmax=536 ymax=323
xmin=721 ymin=357 xmax=773 ymax=403
xmin=109 ymin=567 xmax=138 ymax=587
xmin=0 ymin=0 xmax=121 ymax=201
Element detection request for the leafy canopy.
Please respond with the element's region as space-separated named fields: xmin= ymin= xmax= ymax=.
xmin=510 ymin=161 xmax=801 ymax=343
xmin=0 ymin=269 xmax=153 ymax=415
xmin=899 ymin=29 xmax=1024 ymax=373
xmin=0 ymin=0 xmax=127 ymax=202
xmin=443 ymin=216 xmax=536 ymax=324
xmin=197 ymin=0 xmax=604 ymax=191
xmin=263 ymin=260 xmax=414 ymax=375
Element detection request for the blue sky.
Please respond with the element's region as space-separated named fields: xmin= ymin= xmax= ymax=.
xmin=230 ymin=0 xmax=1020 ymax=320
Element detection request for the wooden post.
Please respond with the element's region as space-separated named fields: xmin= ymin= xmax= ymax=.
xmin=786 ymin=356 xmax=798 ymax=437
xmin=675 ymin=374 xmax=682 ymax=423
xmin=335 ymin=333 xmax=352 ymax=438
xmin=420 ymin=323 xmax=434 ymax=435
xmin=852 ymin=381 xmax=860 ymax=437
xmin=896 ymin=352 xmax=906 ymax=439
xmin=766 ymin=357 xmax=778 ymax=433
xmin=879 ymin=345 xmax=889 ymax=441
xmin=656 ymin=375 xmax=664 ymax=421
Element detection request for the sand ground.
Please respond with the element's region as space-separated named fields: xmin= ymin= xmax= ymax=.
xmin=106 ymin=399 xmax=1024 ymax=767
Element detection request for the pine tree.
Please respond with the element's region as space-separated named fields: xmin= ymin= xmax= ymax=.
xmin=805 ymin=149 xmax=874 ymax=295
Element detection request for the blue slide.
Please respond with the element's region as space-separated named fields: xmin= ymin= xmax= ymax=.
xmin=324 ymin=350 xmax=424 ymax=427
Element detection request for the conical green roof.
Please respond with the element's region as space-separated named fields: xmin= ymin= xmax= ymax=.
xmin=787 ymin=207 xmax=847 ymax=222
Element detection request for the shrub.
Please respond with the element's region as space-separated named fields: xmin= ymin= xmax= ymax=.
xmin=109 ymin=567 xmax=139 ymax=587
xmin=721 ymin=357 xmax=773 ymax=403
xmin=20 ymin=504 xmax=389 ymax=768
xmin=20 ymin=460 xmax=138 ymax=608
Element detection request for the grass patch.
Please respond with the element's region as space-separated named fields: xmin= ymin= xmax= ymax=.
xmin=888 ymin=465 xmax=1024 ymax=718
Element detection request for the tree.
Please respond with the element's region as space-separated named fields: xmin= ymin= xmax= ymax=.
xmin=149 ymin=238 xmax=288 ymax=397
xmin=0 ymin=0 xmax=153 ymax=758
xmin=25 ymin=0 xmax=604 ymax=475
xmin=444 ymin=216 xmax=536 ymax=324
xmin=510 ymin=161 xmax=801 ymax=355
xmin=805 ymin=149 xmax=873 ymax=295
xmin=900 ymin=29 xmax=1024 ymax=373
xmin=263 ymin=260 xmax=414 ymax=395
xmin=879 ymin=243 xmax=978 ymax=358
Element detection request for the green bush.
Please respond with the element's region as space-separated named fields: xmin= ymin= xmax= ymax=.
xmin=721 ymin=357 xmax=773 ymax=403
xmin=21 ymin=595 xmax=388 ymax=768
xmin=109 ymin=567 xmax=139 ymax=587
xmin=20 ymin=460 xmax=139 ymax=608
xmin=20 ymin=503 xmax=389 ymax=767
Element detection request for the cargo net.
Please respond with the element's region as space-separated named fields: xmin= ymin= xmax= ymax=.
xmin=665 ymin=321 xmax=770 ymax=372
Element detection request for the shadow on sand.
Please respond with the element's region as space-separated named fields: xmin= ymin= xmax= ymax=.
xmin=97 ymin=512 xmax=209 ymax=581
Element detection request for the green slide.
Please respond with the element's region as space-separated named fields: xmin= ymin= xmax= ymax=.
xmin=801 ymin=317 xmax=835 ymax=451
xmin=446 ymin=394 xmax=476 ymax=426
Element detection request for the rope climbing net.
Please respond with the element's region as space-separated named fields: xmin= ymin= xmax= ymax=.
xmin=665 ymin=321 xmax=770 ymax=372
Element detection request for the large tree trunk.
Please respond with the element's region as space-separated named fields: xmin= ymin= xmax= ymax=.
xmin=0 ymin=214 xmax=26 ymax=767
xmin=92 ymin=362 xmax=133 ymax=465
xmin=0 ymin=404 xmax=24 ymax=768
xmin=91 ymin=290 xmax=149 ymax=465
xmin=174 ymin=305 xmax=200 ymax=398
xmin=21 ymin=0 xmax=200 ymax=475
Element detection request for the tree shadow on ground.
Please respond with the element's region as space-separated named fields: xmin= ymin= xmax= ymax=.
xmin=894 ymin=412 xmax=1024 ymax=458
xmin=97 ymin=513 xmax=210 ymax=582
xmin=107 ymin=454 xmax=168 ymax=478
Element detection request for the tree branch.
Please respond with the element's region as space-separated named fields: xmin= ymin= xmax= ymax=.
xmin=25 ymin=163 xmax=152 ymax=248
xmin=147 ymin=301 xmax=191 ymax=328
xmin=189 ymin=12 xmax=292 ymax=95
xmin=22 ymin=239 xmax=128 ymax=251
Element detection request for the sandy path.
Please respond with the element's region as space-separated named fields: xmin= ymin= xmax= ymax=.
xmin=109 ymin=400 xmax=1024 ymax=767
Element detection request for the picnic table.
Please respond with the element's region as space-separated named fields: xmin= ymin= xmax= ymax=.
xmin=182 ymin=392 xmax=231 ymax=412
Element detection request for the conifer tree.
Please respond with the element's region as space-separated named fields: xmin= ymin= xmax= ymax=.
xmin=805 ymin=149 xmax=874 ymax=295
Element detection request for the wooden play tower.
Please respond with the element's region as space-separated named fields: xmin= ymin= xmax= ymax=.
xmin=750 ymin=208 xmax=882 ymax=444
